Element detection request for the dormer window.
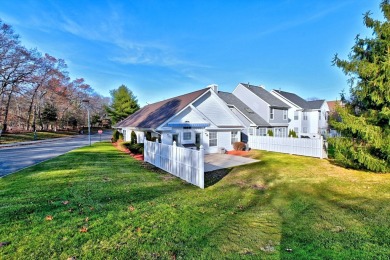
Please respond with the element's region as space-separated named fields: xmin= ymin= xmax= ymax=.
xmin=270 ymin=108 xmax=274 ymax=120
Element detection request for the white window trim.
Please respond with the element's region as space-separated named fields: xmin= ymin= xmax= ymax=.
xmin=209 ymin=132 xmax=217 ymax=147
xmin=183 ymin=132 xmax=191 ymax=141
xmin=270 ymin=108 xmax=274 ymax=120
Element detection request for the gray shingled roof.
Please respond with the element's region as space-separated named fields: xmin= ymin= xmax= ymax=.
xmin=273 ymin=90 xmax=311 ymax=109
xmin=242 ymin=83 xmax=290 ymax=108
xmin=218 ymin=91 xmax=270 ymax=126
xmin=273 ymin=90 xmax=324 ymax=110
xmin=307 ymin=100 xmax=325 ymax=109
xmin=115 ymin=88 xmax=209 ymax=129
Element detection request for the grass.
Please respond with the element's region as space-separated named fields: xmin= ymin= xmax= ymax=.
xmin=0 ymin=131 xmax=77 ymax=144
xmin=0 ymin=142 xmax=389 ymax=259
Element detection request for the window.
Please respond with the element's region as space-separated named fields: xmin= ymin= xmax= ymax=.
xmin=294 ymin=111 xmax=299 ymax=120
xmin=294 ymin=127 xmax=299 ymax=133
xmin=209 ymin=132 xmax=217 ymax=147
xmin=231 ymin=131 xmax=239 ymax=144
xmin=122 ymin=130 xmax=126 ymax=141
xmin=319 ymin=111 xmax=321 ymax=120
xmin=270 ymin=108 xmax=274 ymax=120
xmin=256 ymin=128 xmax=267 ymax=136
xmin=283 ymin=110 xmax=287 ymax=120
xmin=303 ymin=112 xmax=308 ymax=120
xmin=183 ymin=132 xmax=191 ymax=141
xmin=303 ymin=127 xmax=308 ymax=133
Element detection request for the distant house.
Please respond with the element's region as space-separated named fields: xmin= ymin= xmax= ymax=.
xmin=114 ymin=85 xmax=244 ymax=154
xmin=232 ymin=83 xmax=290 ymax=137
xmin=217 ymin=91 xmax=270 ymax=142
xmin=271 ymin=90 xmax=329 ymax=138
xmin=327 ymin=100 xmax=344 ymax=137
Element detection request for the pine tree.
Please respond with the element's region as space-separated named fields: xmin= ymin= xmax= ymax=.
xmin=330 ymin=0 xmax=390 ymax=173
xmin=105 ymin=85 xmax=139 ymax=124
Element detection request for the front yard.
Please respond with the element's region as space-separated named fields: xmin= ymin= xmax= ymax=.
xmin=0 ymin=142 xmax=389 ymax=259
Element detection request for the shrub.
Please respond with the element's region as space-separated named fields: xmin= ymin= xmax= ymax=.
xmin=130 ymin=143 xmax=144 ymax=154
xmin=233 ymin=142 xmax=246 ymax=151
xmin=288 ymin=129 xmax=298 ymax=138
xmin=121 ymin=142 xmax=143 ymax=154
xmin=112 ymin=129 xmax=120 ymax=142
xmin=131 ymin=130 xmax=137 ymax=144
xmin=267 ymin=129 xmax=274 ymax=137
xmin=118 ymin=132 xmax=124 ymax=141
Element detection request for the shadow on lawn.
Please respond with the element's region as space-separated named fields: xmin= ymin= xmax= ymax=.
xmin=204 ymin=168 xmax=233 ymax=188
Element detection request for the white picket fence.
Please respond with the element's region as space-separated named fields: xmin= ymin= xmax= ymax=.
xmin=248 ymin=135 xmax=324 ymax=158
xmin=144 ymin=139 xmax=205 ymax=189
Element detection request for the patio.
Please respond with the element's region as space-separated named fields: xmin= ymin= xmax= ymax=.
xmin=204 ymin=153 xmax=259 ymax=172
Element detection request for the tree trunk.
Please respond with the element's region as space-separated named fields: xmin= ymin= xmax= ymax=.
xmin=2 ymin=86 xmax=15 ymax=132
xmin=26 ymin=86 xmax=40 ymax=131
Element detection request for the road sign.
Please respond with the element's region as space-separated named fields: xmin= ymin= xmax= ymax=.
xmin=98 ymin=129 xmax=103 ymax=141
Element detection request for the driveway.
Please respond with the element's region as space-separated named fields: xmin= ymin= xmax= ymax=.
xmin=0 ymin=131 xmax=112 ymax=177
xmin=204 ymin=153 xmax=259 ymax=172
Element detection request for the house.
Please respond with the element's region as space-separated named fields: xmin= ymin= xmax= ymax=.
xmin=232 ymin=83 xmax=290 ymax=137
xmin=327 ymin=100 xmax=344 ymax=137
xmin=217 ymin=91 xmax=271 ymax=142
xmin=271 ymin=89 xmax=330 ymax=138
xmin=114 ymin=85 xmax=245 ymax=154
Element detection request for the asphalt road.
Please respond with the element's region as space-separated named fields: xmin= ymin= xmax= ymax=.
xmin=0 ymin=131 xmax=112 ymax=177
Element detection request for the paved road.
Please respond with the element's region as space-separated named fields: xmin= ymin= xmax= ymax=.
xmin=0 ymin=131 xmax=112 ymax=177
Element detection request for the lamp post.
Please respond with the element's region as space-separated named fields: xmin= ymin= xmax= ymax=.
xmin=82 ymin=99 xmax=91 ymax=146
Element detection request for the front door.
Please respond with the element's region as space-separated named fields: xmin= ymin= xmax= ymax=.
xmin=195 ymin=133 xmax=201 ymax=148
xmin=172 ymin=134 xmax=179 ymax=145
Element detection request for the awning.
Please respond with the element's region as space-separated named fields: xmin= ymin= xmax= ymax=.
xmin=167 ymin=122 xmax=210 ymax=128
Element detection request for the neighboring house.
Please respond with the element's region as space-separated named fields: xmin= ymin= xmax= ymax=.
xmin=114 ymin=85 xmax=244 ymax=154
xmin=271 ymin=89 xmax=330 ymax=138
xmin=327 ymin=100 xmax=344 ymax=137
xmin=217 ymin=91 xmax=271 ymax=142
xmin=232 ymin=83 xmax=290 ymax=137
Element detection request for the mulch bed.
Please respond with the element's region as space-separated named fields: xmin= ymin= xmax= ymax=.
xmin=112 ymin=142 xmax=144 ymax=161
xmin=226 ymin=150 xmax=250 ymax=156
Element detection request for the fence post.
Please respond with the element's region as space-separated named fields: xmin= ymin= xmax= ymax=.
xmin=172 ymin=141 xmax=177 ymax=176
xmin=199 ymin=145 xmax=204 ymax=189
xmin=320 ymin=136 xmax=323 ymax=159
xmin=144 ymin=138 xmax=147 ymax=162
xmin=155 ymin=139 xmax=160 ymax=167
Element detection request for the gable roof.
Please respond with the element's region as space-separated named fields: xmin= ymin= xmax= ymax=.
xmin=273 ymin=89 xmax=325 ymax=110
xmin=242 ymin=83 xmax=290 ymax=108
xmin=273 ymin=89 xmax=311 ymax=109
xmin=218 ymin=91 xmax=270 ymax=126
xmin=327 ymin=100 xmax=343 ymax=112
xmin=115 ymin=88 xmax=209 ymax=129
xmin=307 ymin=100 xmax=325 ymax=109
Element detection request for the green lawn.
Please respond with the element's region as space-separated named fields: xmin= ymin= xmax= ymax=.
xmin=0 ymin=131 xmax=77 ymax=144
xmin=0 ymin=142 xmax=389 ymax=259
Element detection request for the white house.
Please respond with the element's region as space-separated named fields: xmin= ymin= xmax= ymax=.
xmin=271 ymin=90 xmax=330 ymax=138
xmin=232 ymin=83 xmax=290 ymax=137
xmin=114 ymin=85 xmax=245 ymax=154
xmin=217 ymin=91 xmax=271 ymax=142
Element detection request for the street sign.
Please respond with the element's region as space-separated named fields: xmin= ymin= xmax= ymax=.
xmin=98 ymin=129 xmax=103 ymax=141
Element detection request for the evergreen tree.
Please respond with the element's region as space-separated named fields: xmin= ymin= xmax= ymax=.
xmin=330 ymin=0 xmax=390 ymax=173
xmin=105 ymin=85 xmax=139 ymax=124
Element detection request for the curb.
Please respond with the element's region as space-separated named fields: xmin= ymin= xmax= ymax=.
xmin=0 ymin=134 xmax=83 ymax=149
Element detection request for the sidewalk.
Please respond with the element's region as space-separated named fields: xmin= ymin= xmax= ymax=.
xmin=0 ymin=134 xmax=82 ymax=149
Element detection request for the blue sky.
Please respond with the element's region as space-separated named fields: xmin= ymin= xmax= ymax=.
xmin=0 ymin=0 xmax=382 ymax=106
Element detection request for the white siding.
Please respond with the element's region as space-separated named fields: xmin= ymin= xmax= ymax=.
xmin=166 ymin=106 xmax=208 ymax=126
xmin=233 ymin=84 xmax=270 ymax=121
xmin=193 ymin=92 xmax=241 ymax=126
